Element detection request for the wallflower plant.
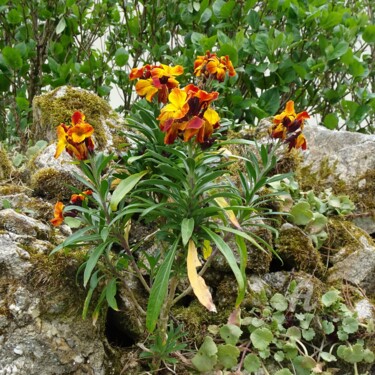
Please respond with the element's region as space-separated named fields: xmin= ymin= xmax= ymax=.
xmin=50 ymin=52 xmax=308 ymax=371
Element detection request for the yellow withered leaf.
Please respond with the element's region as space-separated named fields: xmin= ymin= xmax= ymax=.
xmin=214 ymin=197 xmax=241 ymax=229
xmin=187 ymin=240 xmax=216 ymax=312
xmin=202 ymin=240 xmax=213 ymax=260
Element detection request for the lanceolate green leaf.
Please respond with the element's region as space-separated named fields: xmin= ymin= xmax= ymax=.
xmin=203 ymin=227 xmax=245 ymax=308
xmin=50 ymin=226 xmax=96 ymax=254
xmin=181 ymin=218 xmax=195 ymax=246
xmin=106 ymin=278 xmax=119 ymax=311
xmin=110 ymin=170 xmax=148 ymax=211
xmin=84 ymin=242 xmax=110 ymax=287
xmin=146 ymin=238 xmax=179 ymax=332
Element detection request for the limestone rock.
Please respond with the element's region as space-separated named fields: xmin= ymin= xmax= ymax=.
xmin=302 ymin=124 xmax=375 ymax=183
xmin=328 ymin=234 xmax=375 ymax=297
xmin=0 ymin=233 xmax=108 ymax=375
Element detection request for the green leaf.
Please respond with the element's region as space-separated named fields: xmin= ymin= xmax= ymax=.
xmin=7 ymin=9 xmax=22 ymax=24
xmin=274 ymin=370 xmax=293 ymax=375
xmin=320 ymin=352 xmax=337 ymax=362
xmin=106 ymin=278 xmax=119 ymax=311
xmin=15 ymin=96 xmax=29 ymax=111
xmin=286 ymin=326 xmax=301 ymax=341
xmin=321 ymin=290 xmax=340 ymax=307
xmin=83 ymin=242 xmax=109 ymax=287
xmin=342 ymin=317 xmax=359 ymax=334
xmin=192 ymin=336 xmax=218 ymax=372
xmin=217 ymin=344 xmax=240 ymax=369
xmin=322 ymin=320 xmax=335 ymax=335
xmin=250 ymin=327 xmax=273 ymax=350
xmin=274 ymin=351 xmax=285 ymax=362
xmin=115 ymin=47 xmax=129 ymax=67
xmin=0 ymin=73 xmax=11 ymax=92
xmin=323 ymin=113 xmax=339 ymax=130
xmin=254 ymin=33 xmax=269 ymax=55
xmin=56 ymin=17 xmax=66 ymax=34
xmin=82 ymin=270 xmax=101 ymax=319
xmin=362 ymin=25 xmax=375 ymax=43
xmin=110 ymin=170 xmax=148 ymax=211
xmin=203 ymin=227 xmax=245 ymax=307
xmin=146 ymin=239 xmax=178 ymax=332
xmin=220 ymin=324 xmax=242 ymax=345
xmin=327 ymin=41 xmax=349 ymax=61
xmin=64 ymin=216 xmax=81 ymax=228
xmin=199 ymin=8 xmax=212 ymax=23
xmin=243 ymin=353 xmax=261 ymax=372
xmin=212 ymin=0 xmax=225 ymax=18
xmin=270 ymin=293 xmax=288 ymax=311
xmin=337 ymin=343 xmax=364 ymax=363
xmin=50 ymin=226 xmax=98 ymax=255
xmin=220 ymin=0 xmax=236 ymax=18
xmin=292 ymin=355 xmax=316 ymax=374
xmin=2 ymin=46 xmax=23 ymax=70
xmin=290 ymin=201 xmax=314 ymax=225
xmin=258 ymin=88 xmax=280 ymax=115
xmin=363 ymin=348 xmax=375 ymax=363
xmin=302 ymin=328 xmax=315 ymax=341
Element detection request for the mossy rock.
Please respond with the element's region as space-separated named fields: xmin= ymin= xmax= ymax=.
xmin=276 ymin=226 xmax=325 ymax=278
xmin=31 ymin=167 xmax=85 ymax=200
xmin=32 ymin=86 xmax=126 ymax=151
xmin=0 ymin=147 xmax=13 ymax=181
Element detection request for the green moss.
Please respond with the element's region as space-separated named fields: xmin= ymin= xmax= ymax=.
xmin=0 ymin=146 xmax=13 ymax=181
xmin=32 ymin=86 xmax=113 ymax=149
xmin=297 ymin=157 xmax=341 ymax=193
xmin=31 ymin=167 xmax=84 ymax=200
xmin=323 ymin=218 xmax=372 ymax=260
xmin=353 ymin=170 xmax=375 ymax=211
xmin=172 ymin=299 xmax=233 ymax=345
xmin=276 ymin=227 xmax=325 ymax=278
xmin=27 ymin=250 xmax=88 ymax=317
xmin=0 ymin=184 xmax=29 ymax=196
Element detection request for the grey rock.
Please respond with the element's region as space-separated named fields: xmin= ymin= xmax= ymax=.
xmin=303 ymin=124 xmax=375 ymax=183
xmin=328 ymin=235 xmax=375 ymax=297
xmin=0 ymin=234 xmax=107 ymax=375
xmin=0 ymin=209 xmax=51 ymax=240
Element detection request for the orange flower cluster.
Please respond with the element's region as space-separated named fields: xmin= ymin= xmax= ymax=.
xmin=269 ymin=100 xmax=309 ymax=150
xmin=54 ymin=111 xmax=94 ymax=160
xmin=158 ymin=84 xmax=220 ymax=144
xmin=50 ymin=190 xmax=92 ymax=227
xmin=194 ymin=51 xmax=236 ymax=82
xmin=129 ymin=63 xmax=184 ymax=103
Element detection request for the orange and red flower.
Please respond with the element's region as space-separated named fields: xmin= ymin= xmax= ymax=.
xmin=158 ymin=85 xmax=220 ymax=145
xmin=194 ymin=51 xmax=236 ymax=82
xmin=70 ymin=189 xmax=93 ymax=205
xmin=130 ymin=64 xmax=184 ymax=103
xmin=54 ymin=111 xmax=94 ymax=160
xmin=50 ymin=201 xmax=64 ymax=227
xmin=269 ymin=100 xmax=309 ymax=150
xmin=50 ymin=190 xmax=93 ymax=227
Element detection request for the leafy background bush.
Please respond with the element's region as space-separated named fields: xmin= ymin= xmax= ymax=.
xmin=1 ymin=0 xmax=374 ymax=143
